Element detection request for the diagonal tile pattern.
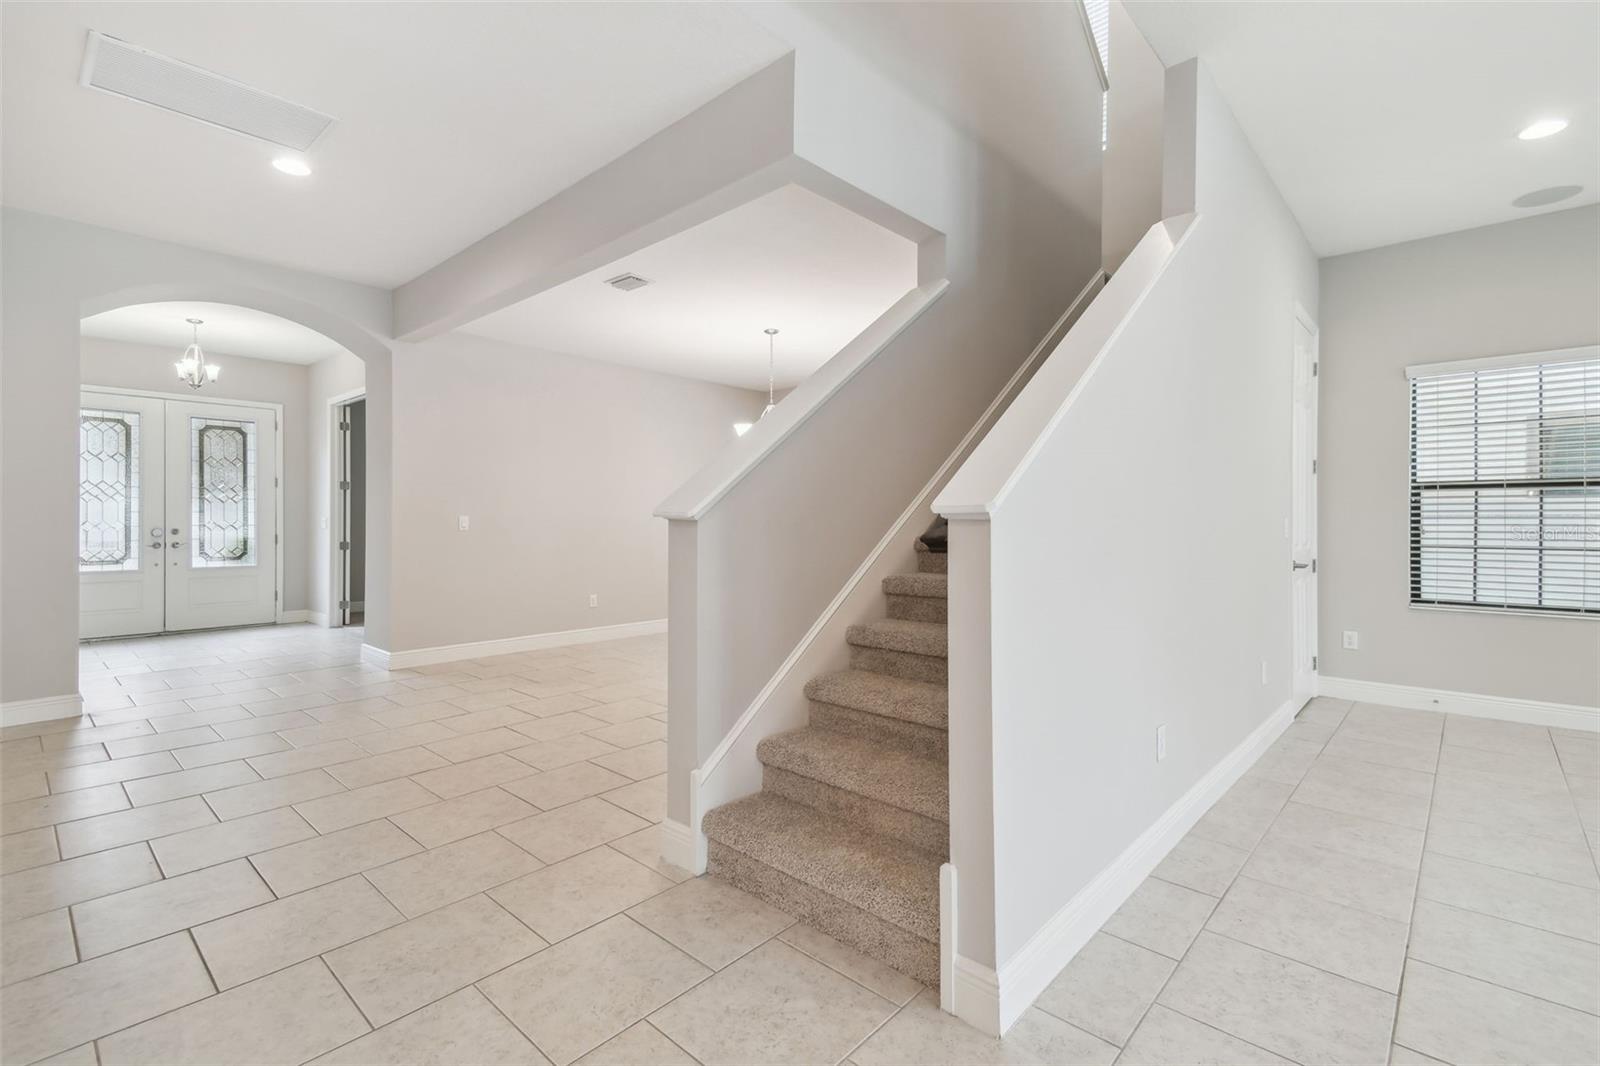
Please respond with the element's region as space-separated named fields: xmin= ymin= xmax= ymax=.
xmin=2 ymin=629 xmax=1596 ymax=1065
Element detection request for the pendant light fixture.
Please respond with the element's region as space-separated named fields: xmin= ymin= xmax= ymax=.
xmin=174 ymin=317 xmax=220 ymax=390
xmin=734 ymin=327 xmax=779 ymax=437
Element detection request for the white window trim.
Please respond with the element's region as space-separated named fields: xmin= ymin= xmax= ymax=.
xmin=1405 ymin=344 xmax=1598 ymax=380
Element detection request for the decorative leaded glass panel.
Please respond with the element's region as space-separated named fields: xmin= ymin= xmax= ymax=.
xmin=79 ymin=408 xmax=140 ymax=571
xmin=191 ymin=416 xmax=257 ymax=567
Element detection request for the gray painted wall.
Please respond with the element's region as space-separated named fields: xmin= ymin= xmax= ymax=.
xmin=390 ymin=331 xmax=765 ymax=651
xmin=1102 ymin=0 xmax=1166 ymax=273
xmin=1319 ymin=205 xmax=1600 ymax=706
xmin=80 ymin=338 xmax=315 ymax=613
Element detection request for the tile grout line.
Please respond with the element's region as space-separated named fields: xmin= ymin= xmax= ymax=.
xmin=1108 ymin=699 xmax=1352 ymax=1063
xmin=1386 ymin=709 xmax=1446 ymax=1058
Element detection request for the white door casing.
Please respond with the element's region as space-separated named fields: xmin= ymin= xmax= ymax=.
xmin=79 ymin=389 xmax=280 ymax=638
xmin=1290 ymin=306 xmax=1320 ymax=708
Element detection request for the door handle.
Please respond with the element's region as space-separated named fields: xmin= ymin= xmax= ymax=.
xmin=1292 ymin=561 xmax=1312 ymax=571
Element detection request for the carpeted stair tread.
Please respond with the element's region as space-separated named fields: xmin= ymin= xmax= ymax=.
xmin=882 ymin=572 xmax=947 ymax=599
xmin=702 ymin=793 xmax=940 ymax=941
xmin=845 ymin=618 xmax=947 ymax=659
xmin=805 ymin=669 xmax=947 ymax=731
xmin=759 ymin=727 xmax=948 ymax=823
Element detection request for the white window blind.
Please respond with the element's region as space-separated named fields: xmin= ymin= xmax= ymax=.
xmin=1409 ymin=351 xmax=1599 ymax=615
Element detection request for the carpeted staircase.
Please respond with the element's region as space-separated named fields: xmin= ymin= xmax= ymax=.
xmin=702 ymin=539 xmax=948 ymax=986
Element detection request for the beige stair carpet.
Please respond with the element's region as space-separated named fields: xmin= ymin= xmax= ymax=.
xmin=702 ymin=540 xmax=949 ymax=987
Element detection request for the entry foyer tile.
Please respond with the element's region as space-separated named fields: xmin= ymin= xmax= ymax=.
xmin=364 ymin=830 xmax=543 ymax=917
xmin=488 ymin=843 xmax=674 ymax=942
xmin=71 ymin=857 xmax=271 ymax=959
xmin=248 ymin=818 xmax=421 ymax=897
xmin=0 ymin=933 xmax=213 ymax=1064
xmin=192 ymin=874 xmax=404 ymax=989
xmin=326 ymin=893 xmax=546 ymax=1026
xmin=479 ymin=914 xmax=709 ymax=1066
xmin=650 ymin=940 xmax=896 ymax=1066
xmin=311 ymin=987 xmax=548 ymax=1066
xmin=1157 ymin=931 xmax=1394 ymax=1065
xmin=97 ymin=958 xmax=370 ymax=1066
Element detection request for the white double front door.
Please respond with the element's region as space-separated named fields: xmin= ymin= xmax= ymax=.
xmin=79 ymin=389 xmax=279 ymax=639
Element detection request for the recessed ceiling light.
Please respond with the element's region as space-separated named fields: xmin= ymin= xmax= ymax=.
xmin=272 ymin=155 xmax=312 ymax=177
xmin=1518 ymin=118 xmax=1568 ymax=141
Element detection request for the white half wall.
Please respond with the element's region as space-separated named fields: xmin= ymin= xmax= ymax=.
xmin=936 ymin=59 xmax=1318 ymax=1031
xmin=80 ymin=337 xmax=317 ymax=613
xmin=1318 ymin=205 xmax=1600 ymax=708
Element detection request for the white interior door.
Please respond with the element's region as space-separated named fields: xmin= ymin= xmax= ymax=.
xmin=164 ymin=399 xmax=278 ymax=631
xmin=79 ymin=393 xmax=167 ymax=639
xmin=1290 ymin=310 xmax=1320 ymax=707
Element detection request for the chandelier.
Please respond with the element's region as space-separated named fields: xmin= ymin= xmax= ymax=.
xmin=174 ymin=317 xmax=220 ymax=390
xmin=734 ymin=327 xmax=779 ymax=437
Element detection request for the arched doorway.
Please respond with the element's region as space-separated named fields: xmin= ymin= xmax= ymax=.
xmin=74 ymin=285 xmax=390 ymax=648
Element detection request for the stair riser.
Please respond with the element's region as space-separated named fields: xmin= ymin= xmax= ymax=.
xmin=850 ymin=645 xmax=947 ymax=685
xmin=763 ymin=765 xmax=949 ymax=859
xmin=810 ymin=701 xmax=947 ymax=759
xmin=916 ymin=551 xmax=947 ymax=575
xmin=886 ymin=594 xmax=947 ymax=623
xmin=709 ymin=841 xmax=938 ymax=986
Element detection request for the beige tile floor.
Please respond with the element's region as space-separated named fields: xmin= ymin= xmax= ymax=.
xmin=1 ymin=626 xmax=1597 ymax=1065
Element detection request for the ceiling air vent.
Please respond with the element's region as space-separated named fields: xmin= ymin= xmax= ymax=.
xmin=604 ymin=273 xmax=652 ymax=292
xmin=79 ymin=31 xmax=334 ymax=151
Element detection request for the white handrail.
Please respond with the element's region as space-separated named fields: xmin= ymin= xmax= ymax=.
xmin=935 ymin=215 xmax=1197 ymax=518
xmin=655 ymin=280 xmax=950 ymax=521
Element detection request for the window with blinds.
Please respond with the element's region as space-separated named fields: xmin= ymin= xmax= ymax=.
xmin=1409 ymin=350 xmax=1599 ymax=615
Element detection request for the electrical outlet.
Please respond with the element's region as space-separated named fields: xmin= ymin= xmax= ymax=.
xmin=1342 ymin=630 xmax=1359 ymax=650
xmin=457 ymin=515 xmax=470 ymax=532
xmin=1156 ymin=724 xmax=1167 ymax=762
xmin=588 ymin=593 xmax=598 ymax=608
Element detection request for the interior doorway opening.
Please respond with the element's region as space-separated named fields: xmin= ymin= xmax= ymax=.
xmin=331 ymin=393 xmax=368 ymax=628
xmin=78 ymin=299 xmax=361 ymax=640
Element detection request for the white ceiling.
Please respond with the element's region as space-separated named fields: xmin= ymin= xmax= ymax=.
xmin=1126 ymin=1 xmax=1600 ymax=256
xmin=80 ymin=302 xmax=349 ymax=364
xmin=2 ymin=2 xmax=790 ymax=287
xmin=460 ymin=184 xmax=919 ymax=391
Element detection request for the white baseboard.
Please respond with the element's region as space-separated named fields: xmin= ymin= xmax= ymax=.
xmin=660 ymin=818 xmax=698 ymax=873
xmin=363 ymin=618 xmax=667 ymax=671
xmin=2 ymin=692 xmax=85 ymax=727
xmin=279 ymin=610 xmax=311 ymax=624
xmin=954 ymin=697 xmax=1299 ymax=1036
xmin=308 ymin=611 xmax=330 ymax=628
xmin=1319 ymin=676 xmax=1598 ymax=733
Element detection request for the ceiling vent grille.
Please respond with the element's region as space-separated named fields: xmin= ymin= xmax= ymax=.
xmin=80 ymin=31 xmax=334 ymax=151
xmin=604 ymin=273 xmax=652 ymax=292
